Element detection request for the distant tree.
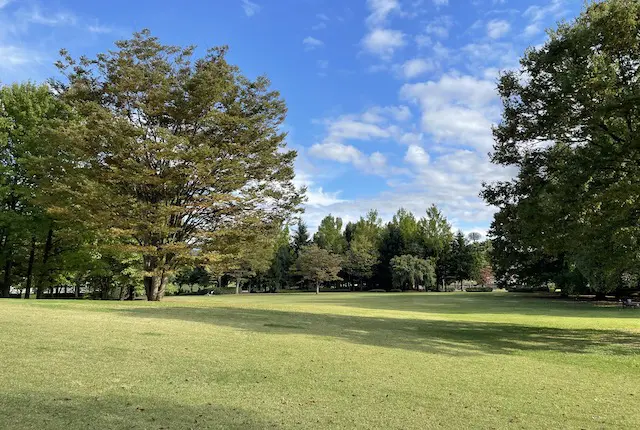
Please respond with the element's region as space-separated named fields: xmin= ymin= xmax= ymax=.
xmin=390 ymin=254 xmax=435 ymax=291
xmin=343 ymin=222 xmax=356 ymax=245
xmin=449 ymin=231 xmax=474 ymax=289
xmin=344 ymin=233 xmax=379 ymax=290
xmin=292 ymin=220 xmax=311 ymax=257
xmin=293 ymin=244 xmax=342 ymax=294
xmin=314 ymin=215 xmax=347 ymax=254
xmin=419 ymin=205 xmax=454 ymax=290
xmin=266 ymin=225 xmax=293 ymax=291
xmin=467 ymin=232 xmax=482 ymax=244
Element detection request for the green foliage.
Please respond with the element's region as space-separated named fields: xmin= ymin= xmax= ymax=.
xmin=292 ymin=244 xmax=342 ymax=293
xmin=483 ymin=0 xmax=640 ymax=294
xmin=51 ymin=30 xmax=301 ymax=300
xmin=313 ymin=215 xmax=347 ymax=254
xmin=390 ymin=254 xmax=436 ymax=291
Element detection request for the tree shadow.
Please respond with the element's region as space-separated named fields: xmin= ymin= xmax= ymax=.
xmin=1 ymin=391 xmax=276 ymax=430
xmin=309 ymin=293 xmax=640 ymax=318
xmin=114 ymin=306 xmax=640 ymax=357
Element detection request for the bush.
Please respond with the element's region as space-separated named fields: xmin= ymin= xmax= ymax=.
xmin=369 ymin=289 xmax=387 ymax=293
xmin=390 ymin=289 xmax=403 ymax=293
xmin=465 ymin=286 xmax=493 ymax=292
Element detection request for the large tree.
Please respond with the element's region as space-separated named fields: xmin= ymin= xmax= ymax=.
xmin=54 ymin=30 xmax=302 ymax=300
xmin=484 ymin=0 xmax=640 ymax=295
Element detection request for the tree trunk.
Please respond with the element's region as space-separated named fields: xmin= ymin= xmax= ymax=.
xmin=36 ymin=228 xmax=53 ymax=299
xmin=75 ymin=283 xmax=81 ymax=298
xmin=236 ymin=276 xmax=241 ymax=295
xmin=25 ymin=237 xmax=36 ymax=299
xmin=127 ymin=285 xmax=135 ymax=301
xmin=316 ymin=282 xmax=320 ymax=294
xmin=119 ymin=285 xmax=125 ymax=300
xmin=156 ymin=273 xmax=169 ymax=300
xmin=1 ymin=258 xmax=12 ymax=298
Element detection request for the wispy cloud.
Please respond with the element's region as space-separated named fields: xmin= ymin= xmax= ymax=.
xmin=87 ymin=24 xmax=113 ymax=34
xmin=241 ymin=0 xmax=261 ymax=17
xmin=486 ymin=19 xmax=510 ymax=39
xmin=303 ymin=36 xmax=324 ymax=50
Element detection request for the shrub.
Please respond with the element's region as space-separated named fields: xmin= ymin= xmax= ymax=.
xmin=390 ymin=289 xmax=403 ymax=293
xmin=465 ymin=286 xmax=493 ymax=292
xmin=369 ymin=289 xmax=387 ymax=293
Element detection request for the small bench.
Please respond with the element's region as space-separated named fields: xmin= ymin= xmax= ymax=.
xmin=621 ymin=299 xmax=640 ymax=308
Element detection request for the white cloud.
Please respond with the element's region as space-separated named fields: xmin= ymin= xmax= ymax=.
xmin=366 ymin=0 xmax=400 ymax=26
xmin=0 ymin=45 xmax=41 ymax=68
xmin=241 ymin=0 xmax=261 ymax=17
xmin=405 ymin=145 xmax=430 ymax=166
xmin=16 ymin=5 xmax=77 ymax=26
xmin=316 ymin=13 xmax=329 ymax=21
xmin=486 ymin=19 xmax=510 ymax=39
xmin=0 ymin=0 xmax=12 ymax=9
xmin=88 ymin=24 xmax=112 ymax=34
xmin=400 ymin=58 xmax=434 ymax=79
xmin=401 ymin=74 xmax=499 ymax=152
xmin=309 ymin=142 xmax=389 ymax=176
xmin=523 ymin=24 xmax=540 ymax=37
xmin=433 ymin=0 xmax=449 ymax=6
xmin=523 ymin=0 xmax=565 ymax=37
xmin=362 ymin=28 xmax=406 ymax=59
xmin=303 ymin=36 xmax=324 ymax=50
xmin=312 ymin=22 xmax=327 ymax=30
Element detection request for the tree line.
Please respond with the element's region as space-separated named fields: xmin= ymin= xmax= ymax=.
xmin=177 ymin=207 xmax=492 ymax=295
xmin=482 ymin=0 xmax=640 ymax=298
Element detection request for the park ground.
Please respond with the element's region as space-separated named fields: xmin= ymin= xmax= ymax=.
xmin=0 ymin=292 xmax=639 ymax=429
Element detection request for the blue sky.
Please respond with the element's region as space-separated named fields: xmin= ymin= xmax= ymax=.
xmin=0 ymin=0 xmax=582 ymax=234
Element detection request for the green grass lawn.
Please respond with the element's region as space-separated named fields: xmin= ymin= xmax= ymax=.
xmin=0 ymin=292 xmax=639 ymax=429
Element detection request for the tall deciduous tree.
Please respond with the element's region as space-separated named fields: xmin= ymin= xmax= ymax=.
xmin=483 ymin=0 xmax=640 ymax=295
xmin=55 ymin=30 xmax=301 ymax=300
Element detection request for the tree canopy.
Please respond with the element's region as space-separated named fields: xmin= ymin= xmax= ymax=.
xmin=483 ymin=0 xmax=640 ymax=295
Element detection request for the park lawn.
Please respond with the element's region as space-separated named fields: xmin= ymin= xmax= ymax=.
xmin=0 ymin=292 xmax=639 ymax=429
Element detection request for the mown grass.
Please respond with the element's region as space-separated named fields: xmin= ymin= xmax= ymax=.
xmin=0 ymin=292 xmax=639 ymax=429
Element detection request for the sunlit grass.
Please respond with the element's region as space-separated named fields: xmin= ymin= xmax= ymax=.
xmin=0 ymin=292 xmax=638 ymax=429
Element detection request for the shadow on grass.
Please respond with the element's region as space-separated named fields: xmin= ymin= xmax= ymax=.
xmin=308 ymin=293 xmax=640 ymax=318
xmin=116 ymin=306 xmax=640 ymax=357
xmin=0 ymin=391 xmax=275 ymax=430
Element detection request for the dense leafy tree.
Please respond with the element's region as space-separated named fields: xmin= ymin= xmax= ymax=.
xmin=314 ymin=215 xmax=347 ymax=254
xmin=54 ymin=30 xmax=301 ymax=300
xmin=293 ymin=244 xmax=342 ymax=294
xmin=390 ymin=254 xmax=435 ymax=291
xmin=483 ymin=0 xmax=640 ymax=295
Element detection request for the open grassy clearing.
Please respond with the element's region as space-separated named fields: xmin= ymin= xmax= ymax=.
xmin=0 ymin=292 xmax=639 ymax=429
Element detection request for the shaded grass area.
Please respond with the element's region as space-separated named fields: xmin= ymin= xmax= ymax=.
xmin=0 ymin=292 xmax=639 ymax=429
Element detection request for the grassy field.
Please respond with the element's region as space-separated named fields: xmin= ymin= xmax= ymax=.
xmin=0 ymin=292 xmax=639 ymax=429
